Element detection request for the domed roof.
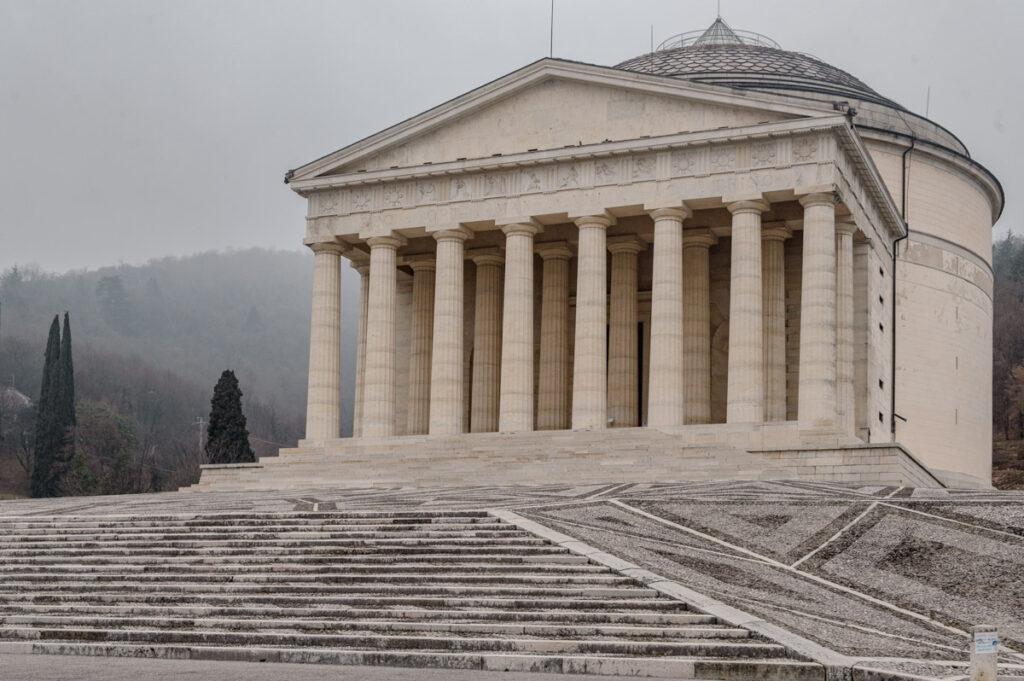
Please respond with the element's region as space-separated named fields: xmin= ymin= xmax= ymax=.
xmin=615 ymin=18 xmax=902 ymax=110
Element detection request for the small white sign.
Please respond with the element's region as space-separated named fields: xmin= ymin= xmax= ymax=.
xmin=974 ymin=631 xmax=998 ymax=654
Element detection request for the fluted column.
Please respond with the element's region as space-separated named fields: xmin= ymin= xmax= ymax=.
xmin=726 ymin=199 xmax=769 ymax=424
xmin=304 ymin=241 xmax=345 ymax=440
xmin=836 ymin=219 xmax=856 ymax=436
xmin=798 ymin=192 xmax=838 ymax=430
xmin=647 ymin=207 xmax=690 ymax=427
xmin=499 ymin=223 xmax=541 ymax=432
xmin=762 ymin=226 xmax=792 ymax=422
xmin=362 ymin=235 xmax=404 ymax=438
xmin=536 ymin=242 xmax=573 ymax=430
xmin=607 ymin=236 xmax=645 ymax=427
xmin=469 ymin=249 xmax=504 ymax=433
xmin=682 ymin=230 xmax=717 ymax=425
xmin=571 ymin=215 xmax=611 ymax=430
xmin=428 ymin=228 xmax=471 ymax=435
xmin=406 ymin=255 xmax=435 ymax=435
xmin=351 ymin=261 xmax=369 ymax=437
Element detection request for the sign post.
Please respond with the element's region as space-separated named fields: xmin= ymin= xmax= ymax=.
xmin=970 ymin=625 xmax=998 ymax=681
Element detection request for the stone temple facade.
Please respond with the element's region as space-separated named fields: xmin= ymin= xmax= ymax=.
xmin=197 ymin=19 xmax=1002 ymax=491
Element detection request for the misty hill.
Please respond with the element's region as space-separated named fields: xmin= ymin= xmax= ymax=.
xmin=0 ymin=248 xmax=360 ymax=436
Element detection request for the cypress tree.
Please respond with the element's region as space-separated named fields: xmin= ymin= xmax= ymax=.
xmin=59 ymin=312 xmax=75 ymax=429
xmin=30 ymin=316 xmax=61 ymax=497
xmin=205 ymin=370 xmax=255 ymax=464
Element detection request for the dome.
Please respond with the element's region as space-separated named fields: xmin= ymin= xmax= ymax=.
xmin=615 ymin=18 xmax=903 ymax=111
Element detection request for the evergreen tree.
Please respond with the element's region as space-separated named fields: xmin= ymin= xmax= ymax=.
xmin=205 ymin=370 xmax=254 ymax=464
xmin=30 ymin=316 xmax=61 ymax=497
xmin=58 ymin=312 xmax=75 ymax=429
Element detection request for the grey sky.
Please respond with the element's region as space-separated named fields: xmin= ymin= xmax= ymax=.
xmin=1 ymin=0 xmax=1019 ymax=273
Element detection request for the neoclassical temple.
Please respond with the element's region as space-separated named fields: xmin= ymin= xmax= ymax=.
xmin=197 ymin=19 xmax=1002 ymax=491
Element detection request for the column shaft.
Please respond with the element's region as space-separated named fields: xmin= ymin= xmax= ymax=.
xmin=470 ymin=252 xmax=504 ymax=432
xmin=362 ymin=236 xmax=403 ymax=438
xmin=304 ymin=242 xmax=344 ymax=440
xmin=836 ymin=222 xmax=856 ymax=436
xmin=647 ymin=208 xmax=688 ymax=427
xmin=726 ymin=200 xmax=769 ymax=424
xmin=682 ymin=231 xmax=716 ymax=424
xmin=608 ymin=237 xmax=645 ymax=427
xmin=406 ymin=257 xmax=435 ymax=435
xmin=762 ymin=228 xmax=791 ymax=422
xmin=352 ymin=262 xmax=369 ymax=437
xmin=571 ymin=216 xmax=611 ymax=430
xmin=498 ymin=223 xmax=540 ymax=432
xmin=428 ymin=229 xmax=470 ymax=435
xmin=798 ymin=193 xmax=838 ymax=429
xmin=536 ymin=243 xmax=572 ymax=430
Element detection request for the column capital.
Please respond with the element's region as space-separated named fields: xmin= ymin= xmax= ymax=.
xmin=467 ymin=247 xmax=505 ymax=267
xmin=797 ymin=189 xmax=839 ymax=209
xmin=366 ymin=234 xmax=407 ymax=250
xmin=607 ymin=235 xmax=647 ymax=255
xmin=726 ymin=199 xmax=770 ymax=215
xmin=501 ymin=222 xmax=542 ymax=237
xmin=573 ymin=214 xmax=614 ymax=230
xmin=305 ymin=239 xmax=347 ymax=256
xmin=835 ymin=219 xmax=857 ymax=236
xmin=432 ymin=226 xmax=473 ymax=243
xmin=350 ymin=260 xmax=370 ymax=276
xmin=761 ymin=225 xmax=793 ymax=242
xmin=682 ymin=228 xmax=718 ymax=249
xmin=404 ymin=253 xmax=436 ymax=271
xmin=536 ymin=241 xmax=574 ymax=261
xmin=648 ymin=206 xmax=691 ymax=222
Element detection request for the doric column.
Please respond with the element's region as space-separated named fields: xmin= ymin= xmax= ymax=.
xmin=571 ymin=215 xmax=612 ymax=430
xmin=469 ymin=249 xmax=504 ymax=433
xmin=798 ymin=192 xmax=838 ymax=430
xmin=498 ymin=222 xmax=541 ymax=432
xmin=647 ymin=207 xmax=690 ymax=427
xmin=351 ymin=261 xmax=369 ymax=437
xmin=726 ymin=199 xmax=770 ymax=424
xmin=682 ymin=229 xmax=717 ymax=425
xmin=304 ymin=241 xmax=345 ymax=440
xmin=762 ymin=226 xmax=792 ymax=422
xmin=428 ymin=228 xmax=471 ymax=435
xmin=607 ymin=236 xmax=645 ymax=428
xmin=406 ymin=255 xmax=435 ymax=435
xmin=536 ymin=242 xmax=573 ymax=430
xmin=836 ymin=219 xmax=857 ymax=436
xmin=362 ymin=234 xmax=405 ymax=438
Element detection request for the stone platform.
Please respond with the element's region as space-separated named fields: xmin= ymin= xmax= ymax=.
xmin=191 ymin=425 xmax=945 ymax=492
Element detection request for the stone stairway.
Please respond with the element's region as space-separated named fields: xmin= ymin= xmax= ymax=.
xmin=0 ymin=510 xmax=821 ymax=678
xmin=191 ymin=426 xmax=800 ymax=491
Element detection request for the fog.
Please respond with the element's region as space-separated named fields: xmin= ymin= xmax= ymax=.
xmin=1 ymin=0 xmax=1019 ymax=272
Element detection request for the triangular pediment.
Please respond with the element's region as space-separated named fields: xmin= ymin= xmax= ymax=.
xmin=289 ymin=59 xmax=829 ymax=184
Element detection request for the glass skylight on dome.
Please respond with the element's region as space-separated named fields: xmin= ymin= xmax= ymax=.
xmin=657 ymin=17 xmax=781 ymax=51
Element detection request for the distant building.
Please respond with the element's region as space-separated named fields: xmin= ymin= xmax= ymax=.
xmin=199 ymin=18 xmax=1001 ymax=491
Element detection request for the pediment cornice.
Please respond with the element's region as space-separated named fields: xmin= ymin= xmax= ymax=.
xmin=287 ymin=58 xmax=834 ymax=185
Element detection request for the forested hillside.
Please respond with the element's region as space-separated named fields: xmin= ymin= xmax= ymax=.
xmin=0 ymin=249 xmax=360 ymax=495
xmin=992 ymin=232 xmax=1024 ymax=488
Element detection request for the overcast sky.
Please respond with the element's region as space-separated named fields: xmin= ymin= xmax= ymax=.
xmin=1 ymin=0 xmax=1020 ymax=273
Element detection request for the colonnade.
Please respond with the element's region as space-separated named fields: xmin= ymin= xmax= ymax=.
xmin=305 ymin=191 xmax=857 ymax=441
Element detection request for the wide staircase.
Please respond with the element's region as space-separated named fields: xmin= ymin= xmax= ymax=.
xmin=191 ymin=427 xmax=797 ymax=491
xmin=0 ymin=510 xmax=820 ymax=678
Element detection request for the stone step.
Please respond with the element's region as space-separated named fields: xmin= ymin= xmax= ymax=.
xmin=0 ymin=544 xmax=570 ymax=557
xmin=0 ymin=513 xmax=497 ymax=527
xmin=3 ymin=615 xmax=746 ymax=639
xmin=0 ymin=627 xmax=787 ymax=657
xmin=0 ymin=571 xmax=633 ymax=586
xmin=0 ymin=603 xmax=708 ymax=626
xmin=0 ymin=561 xmax=606 ymax=574
xmin=0 ymin=552 xmax=592 ymax=566
xmin=0 ymin=593 xmax=690 ymax=611
xmin=24 ymin=642 xmax=825 ymax=680
xmin=0 ymin=528 xmax=525 ymax=541
xmin=0 ymin=582 xmax=661 ymax=599
xmin=0 ymin=536 xmax=550 ymax=550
